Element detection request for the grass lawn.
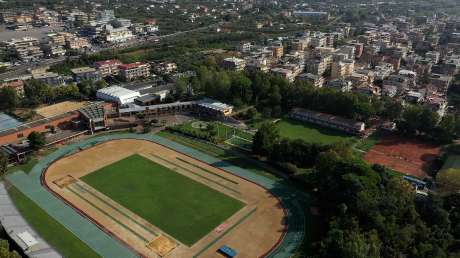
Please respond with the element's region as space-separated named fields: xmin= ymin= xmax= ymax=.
xmin=178 ymin=121 xmax=254 ymax=141
xmin=441 ymin=155 xmax=460 ymax=171
xmin=81 ymin=154 xmax=244 ymax=246
xmin=275 ymin=119 xmax=355 ymax=145
xmin=7 ymin=158 xmax=38 ymax=174
xmin=353 ymin=130 xmax=383 ymax=155
xmin=7 ymin=147 xmax=58 ymax=174
xmin=157 ymin=131 xmax=280 ymax=181
xmin=7 ymin=186 xmax=100 ymax=258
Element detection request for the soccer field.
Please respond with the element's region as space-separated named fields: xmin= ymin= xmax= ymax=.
xmin=81 ymin=154 xmax=245 ymax=246
xmin=275 ymin=118 xmax=355 ymax=144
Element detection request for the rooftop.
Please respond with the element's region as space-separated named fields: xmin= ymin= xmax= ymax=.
xmin=119 ymin=62 xmax=148 ymax=70
xmin=70 ymin=67 xmax=97 ymax=74
xmin=94 ymin=59 xmax=123 ymax=67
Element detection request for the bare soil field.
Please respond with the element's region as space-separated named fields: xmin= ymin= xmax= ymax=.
xmin=364 ymin=134 xmax=441 ymax=178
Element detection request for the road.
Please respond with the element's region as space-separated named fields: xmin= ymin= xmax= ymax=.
xmin=0 ymin=22 xmax=220 ymax=81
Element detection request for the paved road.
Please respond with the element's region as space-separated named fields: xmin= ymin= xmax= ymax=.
xmin=0 ymin=23 xmax=220 ymax=81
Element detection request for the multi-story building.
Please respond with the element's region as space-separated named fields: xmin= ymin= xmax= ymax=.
xmin=270 ymin=42 xmax=284 ymax=59
xmin=1 ymin=37 xmax=44 ymax=62
xmin=245 ymin=57 xmax=269 ymax=73
xmin=430 ymin=74 xmax=452 ymax=92
xmin=310 ymin=35 xmax=327 ymax=48
xmin=42 ymin=45 xmax=66 ymax=57
xmin=66 ymin=35 xmax=91 ymax=50
xmin=270 ymin=67 xmax=296 ymax=82
xmin=95 ymin=59 xmax=123 ymax=77
xmin=32 ymin=72 xmax=65 ymax=86
xmin=221 ymin=57 xmax=246 ymax=71
xmin=47 ymin=33 xmax=67 ymax=46
xmin=331 ymin=59 xmax=355 ymax=79
xmin=154 ymin=62 xmax=177 ymax=74
xmin=298 ymin=73 xmax=324 ymax=88
xmin=239 ymin=42 xmax=252 ymax=53
xmin=326 ymin=79 xmax=353 ymax=92
xmin=119 ymin=62 xmax=150 ymax=81
xmin=103 ymin=25 xmax=134 ymax=43
xmin=71 ymin=67 xmax=102 ymax=83
xmin=305 ymin=56 xmax=330 ymax=76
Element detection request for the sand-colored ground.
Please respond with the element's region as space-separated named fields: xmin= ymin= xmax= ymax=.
xmin=35 ymin=101 xmax=88 ymax=118
xmin=44 ymin=139 xmax=285 ymax=258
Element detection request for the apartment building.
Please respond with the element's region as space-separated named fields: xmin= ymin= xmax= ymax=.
xmin=119 ymin=62 xmax=151 ymax=81
xmin=32 ymin=72 xmax=65 ymax=86
xmin=331 ymin=59 xmax=355 ymax=79
xmin=298 ymin=73 xmax=324 ymax=88
xmin=1 ymin=37 xmax=44 ymax=62
xmin=221 ymin=57 xmax=246 ymax=71
xmin=270 ymin=67 xmax=296 ymax=82
xmin=66 ymin=36 xmax=91 ymax=50
xmin=95 ymin=59 xmax=123 ymax=77
xmin=103 ymin=25 xmax=134 ymax=43
xmin=71 ymin=67 xmax=102 ymax=83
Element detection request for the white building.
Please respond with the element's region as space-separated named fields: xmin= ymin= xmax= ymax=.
xmin=103 ymin=25 xmax=134 ymax=43
xmin=96 ymin=86 xmax=140 ymax=105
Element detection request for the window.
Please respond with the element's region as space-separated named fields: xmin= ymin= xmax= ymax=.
xmin=17 ymin=133 xmax=24 ymax=138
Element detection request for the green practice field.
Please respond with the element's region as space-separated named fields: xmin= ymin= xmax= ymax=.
xmin=180 ymin=121 xmax=253 ymax=141
xmin=81 ymin=154 xmax=244 ymax=246
xmin=7 ymin=186 xmax=100 ymax=258
xmin=275 ymin=119 xmax=355 ymax=145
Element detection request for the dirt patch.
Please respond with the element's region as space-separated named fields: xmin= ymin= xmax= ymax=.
xmin=147 ymin=235 xmax=178 ymax=257
xmin=364 ymin=133 xmax=441 ymax=178
xmin=35 ymin=101 xmax=88 ymax=118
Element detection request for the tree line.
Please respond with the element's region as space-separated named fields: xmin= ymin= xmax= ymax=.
xmin=0 ymin=79 xmax=107 ymax=111
xmin=252 ymin=122 xmax=460 ymax=258
xmin=181 ymin=62 xmax=460 ymax=143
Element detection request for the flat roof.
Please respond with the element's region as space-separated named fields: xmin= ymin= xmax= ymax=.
xmin=70 ymin=67 xmax=97 ymax=74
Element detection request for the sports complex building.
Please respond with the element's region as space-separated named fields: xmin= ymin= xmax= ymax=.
xmin=289 ymin=108 xmax=366 ymax=135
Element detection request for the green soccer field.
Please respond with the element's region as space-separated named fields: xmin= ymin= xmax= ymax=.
xmin=275 ymin=118 xmax=355 ymax=145
xmin=81 ymin=154 xmax=244 ymax=246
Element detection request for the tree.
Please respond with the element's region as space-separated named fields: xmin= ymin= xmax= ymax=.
xmin=381 ymin=98 xmax=403 ymax=120
xmin=437 ymin=169 xmax=460 ymax=195
xmin=175 ymin=77 xmax=188 ymax=99
xmin=0 ymin=151 xmax=7 ymax=176
xmin=0 ymin=87 xmax=18 ymax=110
xmin=230 ymin=72 xmax=252 ymax=104
xmin=252 ymin=122 xmax=279 ymax=156
xmin=0 ymin=239 xmax=21 ymax=258
xmin=27 ymin=131 xmax=46 ymax=150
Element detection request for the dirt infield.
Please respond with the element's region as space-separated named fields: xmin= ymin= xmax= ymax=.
xmin=35 ymin=101 xmax=88 ymax=118
xmin=44 ymin=139 xmax=285 ymax=258
xmin=364 ymin=134 xmax=441 ymax=178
